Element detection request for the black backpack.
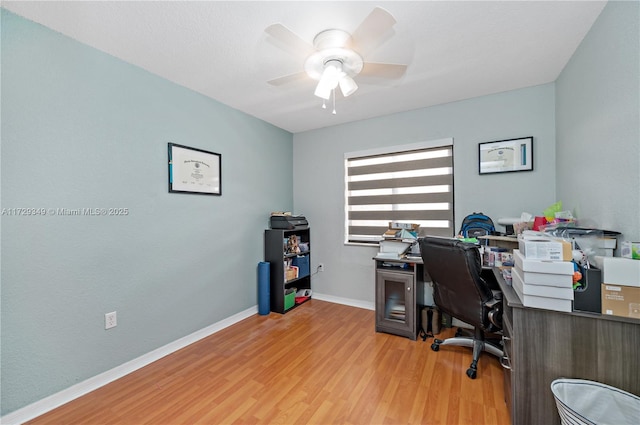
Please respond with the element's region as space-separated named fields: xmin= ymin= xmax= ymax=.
xmin=459 ymin=212 xmax=495 ymax=238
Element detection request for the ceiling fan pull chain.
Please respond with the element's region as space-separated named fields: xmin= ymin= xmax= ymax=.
xmin=332 ymin=89 xmax=337 ymax=115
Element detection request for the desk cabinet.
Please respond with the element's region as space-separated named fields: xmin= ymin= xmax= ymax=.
xmin=374 ymin=259 xmax=424 ymax=340
xmin=496 ymin=270 xmax=640 ymax=425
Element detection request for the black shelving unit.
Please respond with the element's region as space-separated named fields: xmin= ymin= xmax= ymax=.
xmin=264 ymin=227 xmax=311 ymax=313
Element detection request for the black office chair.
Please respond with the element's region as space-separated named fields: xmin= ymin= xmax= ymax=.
xmin=419 ymin=236 xmax=503 ymax=379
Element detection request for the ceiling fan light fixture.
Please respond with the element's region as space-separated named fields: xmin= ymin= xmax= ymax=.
xmin=314 ymin=82 xmax=332 ymax=100
xmin=314 ymin=60 xmax=342 ymax=100
xmin=303 ymin=32 xmax=364 ymax=107
xmin=266 ymin=8 xmax=406 ymax=116
xmin=339 ymin=75 xmax=358 ymax=97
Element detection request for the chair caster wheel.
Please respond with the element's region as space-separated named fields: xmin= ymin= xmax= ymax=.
xmin=431 ymin=343 xmax=440 ymax=352
xmin=466 ymin=368 xmax=477 ymax=379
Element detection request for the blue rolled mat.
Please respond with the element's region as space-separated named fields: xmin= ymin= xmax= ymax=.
xmin=258 ymin=262 xmax=270 ymax=315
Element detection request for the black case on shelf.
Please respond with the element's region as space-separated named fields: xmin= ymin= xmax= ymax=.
xmin=573 ymin=267 xmax=601 ymax=314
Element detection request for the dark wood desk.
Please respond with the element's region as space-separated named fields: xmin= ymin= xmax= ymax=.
xmin=495 ymin=269 xmax=640 ymax=424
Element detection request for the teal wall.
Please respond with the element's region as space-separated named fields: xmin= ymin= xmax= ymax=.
xmin=556 ymin=0 xmax=640 ymax=241
xmin=1 ymin=10 xmax=293 ymax=415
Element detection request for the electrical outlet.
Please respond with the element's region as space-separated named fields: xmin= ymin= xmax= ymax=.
xmin=105 ymin=311 xmax=117 ymax=329
xmin=318 ymin=263 xmax=324 ymax=272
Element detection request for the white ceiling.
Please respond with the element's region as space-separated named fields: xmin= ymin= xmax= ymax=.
xmin=2 ymin=1 xmax=607 ymax=133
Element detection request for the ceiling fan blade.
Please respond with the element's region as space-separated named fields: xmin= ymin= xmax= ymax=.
xmin=351 ymin=7 xmax=397 ymax=55
xmin=360 ymin=62 xmax=407 ymax=79
xmin=265 ymin=23 xmax=315 ymax=57
xmin=267 ymin=71 xmax=309 ymax=87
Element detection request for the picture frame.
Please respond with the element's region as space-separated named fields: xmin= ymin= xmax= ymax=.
xmin=479 ymin=137 xmax=533 ymax=175
xmin=168 ymin=143 xmax=221 ymax=195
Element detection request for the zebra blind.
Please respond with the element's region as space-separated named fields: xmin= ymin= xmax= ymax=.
xmin=345 ymin=144 xmax=454 ymax=244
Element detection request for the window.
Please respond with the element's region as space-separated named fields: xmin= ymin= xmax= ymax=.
xmin=345 ymin=139 xmax=454 ymax=244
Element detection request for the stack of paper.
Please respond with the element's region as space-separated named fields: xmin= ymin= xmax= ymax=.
xmin=512 ymin=249 xmax=575 ymax=312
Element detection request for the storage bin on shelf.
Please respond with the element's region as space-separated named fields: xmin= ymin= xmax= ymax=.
xmin=285 ymin=266 xmax=299 ymax=282
xmin=292 ymin=255 xmax=310 ymax=278
xmin=284 ymin=289 xmax=296 ymax=310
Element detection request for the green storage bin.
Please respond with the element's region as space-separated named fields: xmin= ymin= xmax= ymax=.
xmin=284 ymin=289 xmax=295 ymax=310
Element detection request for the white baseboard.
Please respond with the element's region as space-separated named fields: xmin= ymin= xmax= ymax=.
xmin=1 ymin=305 xmax=258 ymax=425
xmin=313 ymin=292 xmax=374 ymax=311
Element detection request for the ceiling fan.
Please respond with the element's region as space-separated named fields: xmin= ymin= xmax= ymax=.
xmin=265 ymin=7 xmax=408 ymax=113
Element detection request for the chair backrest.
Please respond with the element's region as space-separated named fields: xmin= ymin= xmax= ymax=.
xmin=419 ymin=236 xmax=496 ymax=330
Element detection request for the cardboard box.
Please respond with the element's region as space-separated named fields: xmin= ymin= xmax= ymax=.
xmin=512 ymin=267 xmax=573 ymax=300
xmin=516 ymin=267 xmax=573 ymax=288
xmin=601 ymin=284 xmax=640 ymax=318
xmin=518 ymin=238 xmax=572 ymax=261
xmin=621 ymin=241 xmax=640 ymax=260
xmin=602 ymin=257 xmax=640 ymax=287
xmin=511 ymin=270 xmax=572 ymax=312
xmin=513 ymin=249 xmax=575 ymax=275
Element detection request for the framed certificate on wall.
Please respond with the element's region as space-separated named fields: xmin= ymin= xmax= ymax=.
xmin=479 ymin=137 xmax=533 ymax=175
xmin=168 ymin=143 xmax=221 ymax=195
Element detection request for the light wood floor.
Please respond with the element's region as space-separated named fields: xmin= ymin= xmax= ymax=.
xmin=27 ymin=300 xmax=510 ymax=425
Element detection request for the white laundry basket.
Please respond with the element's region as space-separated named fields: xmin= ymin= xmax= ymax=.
xmin=551 ymin=378 xmax=640 ymax=425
